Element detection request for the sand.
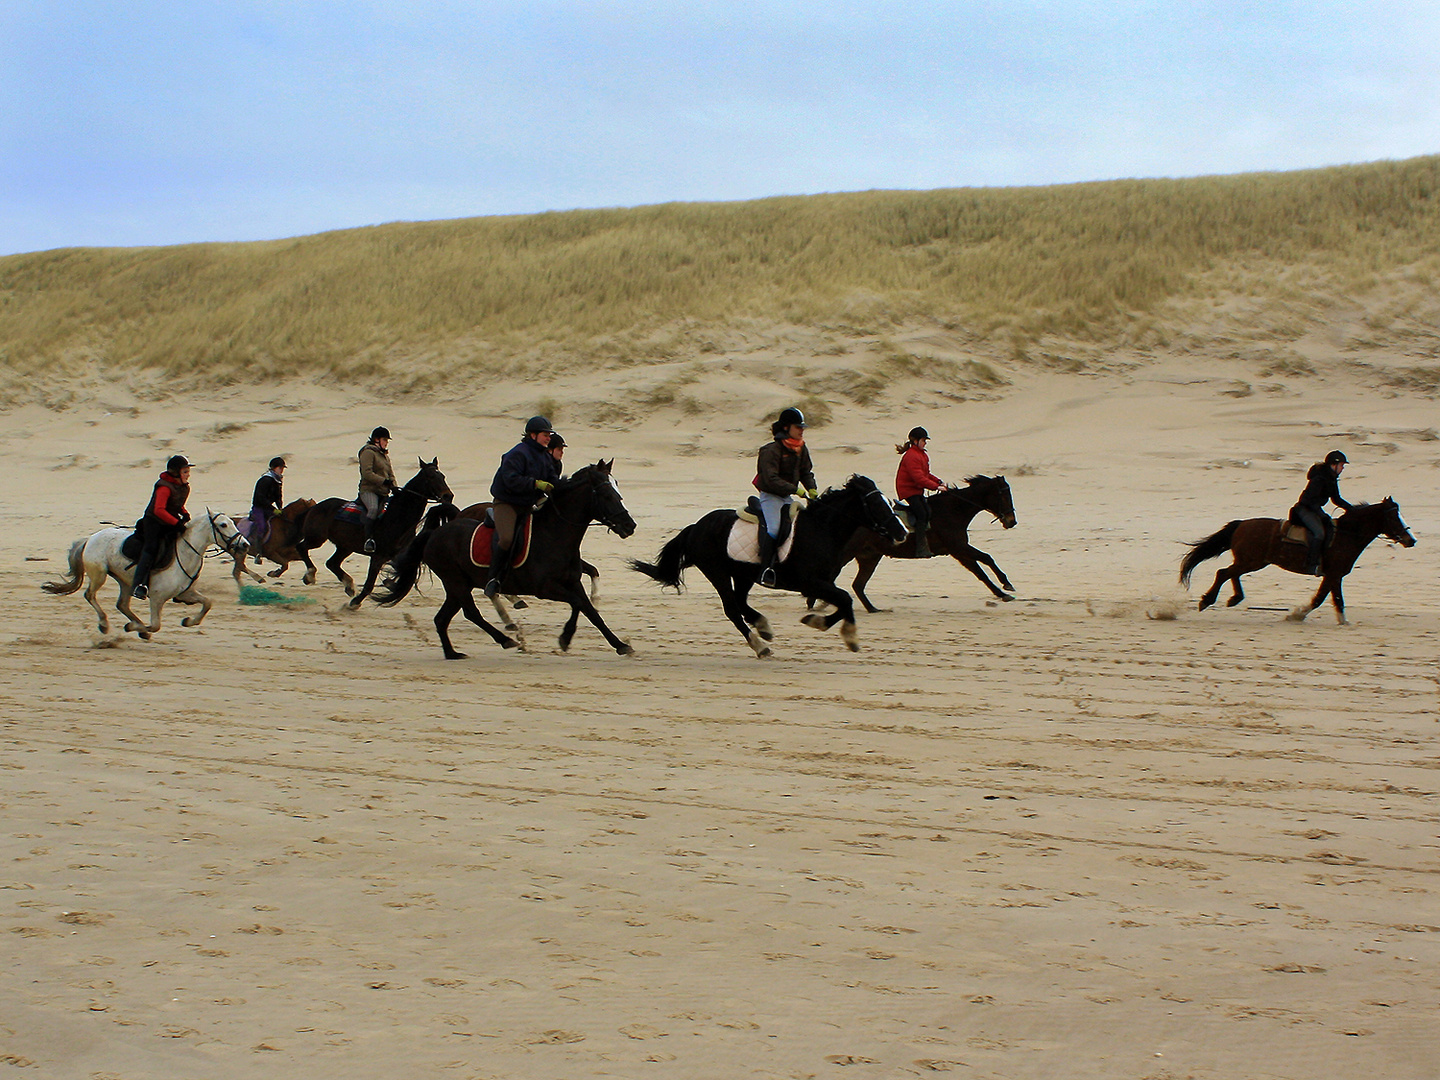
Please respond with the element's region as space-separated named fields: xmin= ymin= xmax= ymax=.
xmin=2 ymin=359 xmax=1437 ymax=1079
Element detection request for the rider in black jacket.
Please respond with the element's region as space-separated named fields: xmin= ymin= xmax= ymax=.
xmin=1291 ymin=450 xmax=1352 ymax=575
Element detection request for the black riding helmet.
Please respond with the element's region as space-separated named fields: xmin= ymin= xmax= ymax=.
xmin=772 ymin=406 xmax=806 ymax=437
xmin=370 ymin=426 xmax=390 ymax=442
xmin=525 ymin=415 xmax=554 ymax=436
xmin=269 ymin=456 xmax=286 ymax=469
xmin=548 ymin=432 xmax=566 ymax=448
xmin=1325 ymin=450 xmax=1348 ymax=465
xmin=908 ymin=426 xmax=929 ymax=442
xmin=167 ymin=454 xmax=192 ymax=472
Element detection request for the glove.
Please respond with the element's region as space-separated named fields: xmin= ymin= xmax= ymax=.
xmin=805 ymin=488 xmax=819 ymax=500
xmin=535 ymin=480 xmax=554 ymax=494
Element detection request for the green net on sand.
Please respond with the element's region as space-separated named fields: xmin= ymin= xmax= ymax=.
xmin=238 ymin=585 xmax=315 ymax=606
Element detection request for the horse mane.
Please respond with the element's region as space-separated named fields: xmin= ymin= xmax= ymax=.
xmin=555 ymin=461 xmax=610 ymax=495
xmin=962 ymin=474 xmax=998 ymax=487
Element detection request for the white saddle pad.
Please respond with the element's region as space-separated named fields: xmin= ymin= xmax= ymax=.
xmin=727 ymin=519 xmax=798 ymax=564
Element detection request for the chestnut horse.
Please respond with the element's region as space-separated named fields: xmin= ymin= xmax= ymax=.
xmin=1179 ymin=498 xmax=1415 ymax=624
xmin=231 ymin=498 xmax=318 ymax=585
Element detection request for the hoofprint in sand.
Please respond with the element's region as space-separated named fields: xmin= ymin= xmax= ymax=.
xmin=2 ymin=363 xmax=1435 ymax=1079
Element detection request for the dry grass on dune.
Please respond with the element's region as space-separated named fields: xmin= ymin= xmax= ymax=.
xmin=2 ymin=156 xmax=1440 ymax=396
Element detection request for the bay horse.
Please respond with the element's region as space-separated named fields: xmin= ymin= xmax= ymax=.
xmin=231 ymin=498 xmax=318 ymax=585
xmin=43 ymin=510 xmax=249 ymax=638
xmin=630 ymin=474 xmax=906 ymax=658
xmin=295 ymin=458 xmax=453 ymax=608
xmin=832 ymin=474 xmax=1018 ymax=612
xmin=1179 ymin=498 xmax=1415 ymax=624
xmin=377 ymin=461 xmax=636 ymax=658
xmin=457 ymin=500 xmax=599 ymax=604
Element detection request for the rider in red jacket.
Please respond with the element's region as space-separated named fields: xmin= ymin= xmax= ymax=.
xmin=895 ymin=427 xmax=947 ymax=558
xmin=131 ymin=455 xmax=192 ymax=600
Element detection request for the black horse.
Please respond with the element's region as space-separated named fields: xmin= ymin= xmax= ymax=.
xmin=376 ymin=460 xmax=637 ymax=658
xmin=631 ymin=474 xmax=907 ymax=658
xmin=831 ymin=474 xmax=1018 ymax=612
xmin=296 ymin=458 xmax=454 ymax=609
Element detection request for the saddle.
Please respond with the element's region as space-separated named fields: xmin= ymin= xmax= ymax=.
xmin=334 ymin=500 xmax=368 ymax=525
xmin=1281 ymin=511 xmax=1334 ymax=547
xmin=120 ymin=520 xmax=180 ymax=572
xmin=469 ymin=514 xmax=534 ymax=569
xmin=728 ymin=499 xmax=802 ymax=565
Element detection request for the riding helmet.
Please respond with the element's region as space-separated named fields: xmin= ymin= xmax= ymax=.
xmin=370 ymin=426 xmax=390 ymax=442
xmin=1325 ymin=449 xmax=1348 ymax=465
xmin=269 ymin=456 xmax=286 ymax=469
xmin=166 ymin=454 xmax=192 ymax=472
xmin=548 ymin=432 xmax=566 ymax=448
xmin=776 ymin=407 xmax=806 ymax=429
xmin=525 ymin=415 xmax=554 ymax=435
xmin=908 ymin=426 xmax=929 ymax=442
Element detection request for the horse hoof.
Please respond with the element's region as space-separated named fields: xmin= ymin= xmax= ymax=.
xmin=138 ymin=631 xmax=151 ymax=641
xmin=840 ymin=621 xmax=859 ymax=651
xmin=617 ymin=643 xmax=634 ymax=656
xmin=800 ymin=612 xmax=827 ymax=631
xmin=181 ymin=617 xmax=194 ymax=627
xmin=444 ymin=651 xmax=468 ymax=660
xmin=501 ymin=639 xmax=518 ymax=650
xmin=1285 ymin=609 xmax=1308 ymax=623
xmin=513 ymin=598 xmax=528 ymax=609
xmin=347 ymin=598 xmax=362 ymax=609
xmin=997 ymin=593 xmax=1014 ymax=603
xmin=755 ymin=646 xmax=772 ymax=659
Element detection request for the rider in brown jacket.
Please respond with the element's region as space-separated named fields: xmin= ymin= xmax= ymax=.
xmin=358 ymin=427 xmax=397 ymax=553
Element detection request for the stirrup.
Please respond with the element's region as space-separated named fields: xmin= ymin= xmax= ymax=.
xmin=483 ymin=578 xmax=501 ymax=598
xmin=760 ymin=565 xmax=778 ymax=588
xmin=131 ymin=584 xmax=148 ymax=600
xmin=363 ymin=538 xmax=377 ymax=553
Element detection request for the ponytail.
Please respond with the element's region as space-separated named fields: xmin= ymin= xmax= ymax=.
xmin=895 ymin=443 xmax=909 ymax=454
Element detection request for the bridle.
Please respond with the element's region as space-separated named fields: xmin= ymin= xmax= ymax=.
xmin=181 ymin=510 xmax=248 ymax=593
xmin=548 ymin=471 xmax=630 ymax=534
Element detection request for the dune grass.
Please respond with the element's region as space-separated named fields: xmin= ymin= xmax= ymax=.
xmin=2 ymin=156 xmax=1439 ymax=390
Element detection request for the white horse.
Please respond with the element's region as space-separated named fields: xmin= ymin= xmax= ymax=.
xmin=43 ymin=511 xmax=249 ymax=639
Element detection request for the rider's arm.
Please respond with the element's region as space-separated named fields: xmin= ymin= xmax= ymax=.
xmin=151 ymin=487 xmax=181 ymax=526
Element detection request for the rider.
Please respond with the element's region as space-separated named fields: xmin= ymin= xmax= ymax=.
xmin=755 ymin=406 xmax=818 ymax=587
xmin=1291 ymin=449 xmax=1353 ymax=575
xmin=547 ymin=431 xmax=567 ymax=474
xmin=485 ymin=416 xmax=560 ymax=597
xmin=130 ymin=454 xmax=192 ymax=601
xmin=895 ymin=426 xmax=948 ymax=559
xmin=358 ymin=427 xmax=397 ymax=554
xmin=248 ymin=456 xmax=286 ymax=544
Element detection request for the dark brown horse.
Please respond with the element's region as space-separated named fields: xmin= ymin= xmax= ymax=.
xmin=831 ymin=475 xmax=1018 ymax=612
xmin=377 ymin=461 xmax=636 ymax=658
xmin=231 ymin=498 xmax=318 ymax=585
xmin=295 ymin=459 xmax=453 ymax=608
xmin=1180 ymin=498 xmax=1415 ymax=624
xmin=457 ymin=500 xmax=599 ymax=605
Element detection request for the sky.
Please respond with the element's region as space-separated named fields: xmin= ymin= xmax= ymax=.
xmin=3 ymin=1 xmax=1439 ymax=255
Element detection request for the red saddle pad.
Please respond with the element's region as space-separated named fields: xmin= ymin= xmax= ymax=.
xmin=469 ymin=514 xmax=533 ymax=569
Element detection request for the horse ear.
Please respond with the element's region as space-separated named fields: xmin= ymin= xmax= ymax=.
xmin=430 ymin=457 xmax=438 ymax=467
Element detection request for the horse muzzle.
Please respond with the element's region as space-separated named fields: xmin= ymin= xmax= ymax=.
xmin=1001 ymin=514 xmax=1017 ymax=529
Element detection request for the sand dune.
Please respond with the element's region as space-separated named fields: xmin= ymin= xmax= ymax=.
xmin=2 ymin=360 xmax=1437 ymax=1078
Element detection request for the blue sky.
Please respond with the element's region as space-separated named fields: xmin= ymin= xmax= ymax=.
xmin=3 ymin=1 xmax=1438 ymax=255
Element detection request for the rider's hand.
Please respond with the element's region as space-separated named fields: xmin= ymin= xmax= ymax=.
xmin=535 ymin=480 xmax=554 ymax=494
xmin=805 ymin=488 xmax=819 ymax=500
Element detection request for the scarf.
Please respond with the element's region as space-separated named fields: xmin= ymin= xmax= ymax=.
xmin=782 ymin=436 xmax=805 ymax=452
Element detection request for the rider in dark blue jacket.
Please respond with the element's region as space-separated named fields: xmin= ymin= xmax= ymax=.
xmin=485 ymin=416 xmax=561 ymax=597
xmin=1291 ymin=449 xmax=1353 ymax=575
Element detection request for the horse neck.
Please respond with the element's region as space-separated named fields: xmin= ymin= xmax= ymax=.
xmin=384 ymin=487 xmax=429 ymax=527
xmin=1337 ymin=507 xmax=1386 ymax=550
xmin=940 ymin=487 xmax=985 ymax=525
xmin=175 ymin=519 xmax=211 ymax=568
xmin=539 ymin=484 xmax=595 ymax=538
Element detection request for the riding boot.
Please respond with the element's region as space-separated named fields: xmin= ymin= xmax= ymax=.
xmin=914 ymin=530 xmax=932 ymax=559
xmin=1305 ymin=537 xmax=1323 ymax=576
xmin=362 ymin=517 xmax=378 ymax=554
xmin=758 ymin=530 xmax=778 ymax=588
xmin=131 ymin=546 xmax=157 ymax=600
xmin=485 ymin=545 xmax=513 ymax=598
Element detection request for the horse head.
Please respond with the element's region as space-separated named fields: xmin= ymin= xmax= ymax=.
xmin=835 ymin=474 xmax=907 ymax=543
xmin=206 ymin=510 xmax=249 ymax=557
xmin=962 ymin=474 xmax=1017 ymax=529
xmin=566 ymin=459 xmax=636 ymax=538
xmin=1381 ymin=497 xmax=1417 ymax=548
xmin=409 ymin=457 xmax=454 ymax=504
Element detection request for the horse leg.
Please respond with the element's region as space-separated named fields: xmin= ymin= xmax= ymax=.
xmin=740 ymin=601 xmax=773 ymax=641
xmin=1330 ymin=576 xmax=1347 ymax=625
xmin=124 ymin=594 xmax=162 ymax=638
xmin=233 ymin=553 xmax=264 ymax=586
xmin=347 ymin=555 xmax=385 ymax=608
xmin=1287 ymin=579 xmax=1328 ymax=623
xmin=85 ymin=576 xmax=111 ymax=634
xmin=434 ymin=592 xmax=467 ymax=659
xmin=326 ymin=549 xmax=356 ymax=596
xmin=558 ymin=604 xmax=582 ymax=651
xmin=563 ymin=586 xmax=633 ymax=656
xmin=459 ymin=593 xmax=519 ymax=651
xmin=295 ymin=541 xmax=319 ymax=585
xmin=1225 ymin=575 xmax=1246 ymax=607
xmin=951 ymin=546 xmax=1011 ymax=600
xmin=968 ymin=545 xmax=1015 ymax=592
xmin=701 ymin=566 xmax=771 ymax=657
xmin=850 ymin=554 xmax=883 ymax=614
xmin=487 ymin=594 xmax=524 ymax=643
xmin=1198 ymin=565 xmax=1235 ymax=611
xmin=267 ymin=559 xmax=288 ymax=579
xmin=799 ymin=581 xmax=860 ymax=650
xmin=177 ymin=587 xmax=212 ymax=627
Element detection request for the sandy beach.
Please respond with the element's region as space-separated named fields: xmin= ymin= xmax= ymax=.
xmin=2 ymin=358 xmax=1437 ymax=1079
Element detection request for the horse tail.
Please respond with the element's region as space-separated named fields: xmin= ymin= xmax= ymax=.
xmin=1179 ymin=520 xmax=1241 ymax=587
xmin=41 ymin=539 xmax=87 ymax=595
xmin=376 ymin=507 xmax=450 ymax=606
xmin=630 ymin=526 xmax=694 ymax=590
